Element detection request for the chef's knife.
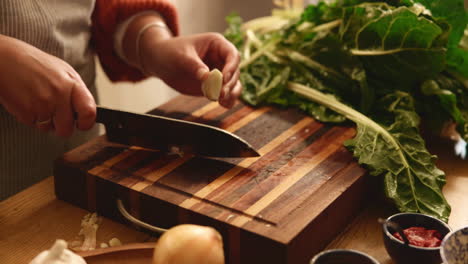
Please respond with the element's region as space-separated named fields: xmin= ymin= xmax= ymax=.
xmin=96 ymin=106 xmax=260 ymax=158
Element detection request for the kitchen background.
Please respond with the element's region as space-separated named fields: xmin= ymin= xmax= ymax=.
xmin=96 ymin=0 xmax=275 ymax=113
xmin=96 ymin=0 xmax=468 ymax=113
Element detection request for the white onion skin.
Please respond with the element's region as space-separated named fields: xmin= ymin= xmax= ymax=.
xmin=152 ymin=224 xmax=225 ymax=264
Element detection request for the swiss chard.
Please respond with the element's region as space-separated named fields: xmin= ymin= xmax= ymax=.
xmin=225 ymin=0 xmax=468 ymax=222
xmin=289 ymin=83 xmax=450 ymax=220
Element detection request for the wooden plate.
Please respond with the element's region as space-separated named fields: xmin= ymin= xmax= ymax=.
xmin=78 ymin=243 xmax=155 ymax=264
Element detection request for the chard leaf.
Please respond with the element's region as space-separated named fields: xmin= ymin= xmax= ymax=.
xmin=402 ymin=0 xmax=468 ymax=77
xmin=460 ymin=110 xmax=468 ymax=143
xmin=300 ymin=2 xmax=342 ymax=24
xmin=289 ymin=82 xmax=450 ymax=221
xmin=421 ymin=79 xmax=465 ymax=125
xmin=240 ymin=53 xmax=295 ymax=107
xmin=352 ymin=68 xmax=374 ymax=114
xmin=341 ymin=3 xmax=447 ymax=84
xmin=447 ymin=47 xmax=468 ymax=78
xmin=356 ymin=92 xmax=449 ymax=222
xmin=225 ymin=13 xmax=244 ymax=49
xmin=241 ymin=55 xmax=347 ymax=122
xmin=431 ymin=72 xmax=468 ymax=142
xmin=286 ymin=29 xmax=374 ymax=112
xmin=295 ymin=96 xmax=346 ymax=123
xmin=401 ymin=0 xmax=467 ymax=48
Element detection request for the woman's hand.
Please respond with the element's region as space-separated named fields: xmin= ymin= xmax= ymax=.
xmin=0 ymin=35 xmax=96 ymax=137
xmin=122 ymin=14 xmax=241 ymax=108
xmin=139 ymin=32 xmax=241 ymax=108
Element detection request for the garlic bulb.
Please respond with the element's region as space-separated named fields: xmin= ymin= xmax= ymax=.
xmin=29 ymin=240 xmax=87 ymax=264
xmin=153 ymin=224 xmax=225 ymax=264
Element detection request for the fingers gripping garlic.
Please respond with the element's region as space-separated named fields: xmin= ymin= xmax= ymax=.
xmin=29 ymin=240 xmax=87 ymax=264
xmin=202 ymin=69 xmax=223 ymax=101
xmin=153 ymin=224 xmax=225 ymax=264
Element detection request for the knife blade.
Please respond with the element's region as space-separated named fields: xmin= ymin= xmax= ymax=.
xmin=96 ymin=106 xmax=260 ymax=158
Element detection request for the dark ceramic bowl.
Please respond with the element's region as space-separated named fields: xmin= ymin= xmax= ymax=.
xmin=382 ymin=213 xmax=451 ymax=264
xmin=440 ymin=226 xmax=468 ymax=264
xmin=310 ymin=249 xmax=380 ymax=264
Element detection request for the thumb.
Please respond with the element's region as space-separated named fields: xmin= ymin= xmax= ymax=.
xmin=184 ymin=56 xmax=209 ymax=82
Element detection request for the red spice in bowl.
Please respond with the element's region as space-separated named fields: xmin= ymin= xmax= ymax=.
xmin=383 ymin=213 xmax=451 ymax=264
xmin=393 ymin=227 xmax=442 ymax=248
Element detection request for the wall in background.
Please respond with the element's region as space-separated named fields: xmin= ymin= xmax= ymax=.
xmin=96 ymin=0 xmax=274 ymax=113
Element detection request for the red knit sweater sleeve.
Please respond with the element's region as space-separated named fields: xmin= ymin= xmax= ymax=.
xmin=91 ymin=0 xmax=179 ymax=82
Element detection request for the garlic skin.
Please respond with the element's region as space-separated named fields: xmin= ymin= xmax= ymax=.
xmin=78 ymin=213 xmax=100 ymax=251
xmin=29 ymin=240 xmax=87 ymax=264
xmin=153 ymin=224 xmax=225 ymax=264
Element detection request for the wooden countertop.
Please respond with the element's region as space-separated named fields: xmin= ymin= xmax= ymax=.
xmin=0 ymin=140 xmax=467 ymax=264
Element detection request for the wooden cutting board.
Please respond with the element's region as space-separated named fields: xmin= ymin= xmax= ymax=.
xmin=54 ymin=95 xmax=371 ymax=264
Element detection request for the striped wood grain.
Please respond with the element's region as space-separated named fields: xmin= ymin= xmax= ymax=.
xmin=54 ymin=95 xmax=369 ymax=264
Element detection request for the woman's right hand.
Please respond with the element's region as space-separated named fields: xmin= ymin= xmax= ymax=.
xmin=0 ymin=35 xmax=96 ymax=137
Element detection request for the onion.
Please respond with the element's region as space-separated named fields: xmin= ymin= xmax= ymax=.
xmin=152 ymin=224 xmax=225 ymax=264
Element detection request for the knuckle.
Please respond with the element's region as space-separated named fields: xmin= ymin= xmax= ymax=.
xmin=36 ymin=92 xmax=54 ymax=106
xmin=79 ymin=105 xmax=96 ymax=121
xmin=66 ymin=70 xmax=82 ymax=83
xmin=50 ymin=79 xmax=70 ymax=96
xmin=53 ymin=71 xmax=81 ymax=96
xmin=76 ymin=106 xmax=96 ymax=131
xmin=207 ymin=32 xmax=225 ymax=42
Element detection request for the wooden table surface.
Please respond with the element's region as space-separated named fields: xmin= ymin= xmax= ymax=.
xmin=0 ymin=139 xmax=467 ymax=264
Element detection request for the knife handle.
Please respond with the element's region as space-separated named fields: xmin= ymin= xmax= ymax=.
xmin=95 ymin=106 xmax=120 ymax=126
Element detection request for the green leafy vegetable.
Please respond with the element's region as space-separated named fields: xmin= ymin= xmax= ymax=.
xmin=225 ymin=0 xmax=468 ymax=222
xmin=342 ymin=3 xmax=448 ymax=85
xmin=289 ymin=83 xmax=449 ymax=220
xmin=225 ymin=13 xmax=244 ymax=49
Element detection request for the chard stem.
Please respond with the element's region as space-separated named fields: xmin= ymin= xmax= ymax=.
xmin=297 ymin=19 xmax=342 ymax=32
xmin=287 ymin=50 xmax=345 ymax=79
xmin=242 ymin=16 xmax=289 ymax=33
xmin=240 ymin=45 xmax=270 ymax=68
xmin=246 ymin=30 xmax=285 ymax=64
xmin=287 ymin=82 xmax=404 ymax=160
xmin=447 ymin=70 xmax=468 ymax=90
xmin=240 ymin=39 xmax=282 ymax=68
xmin=288 ymin=82 xmax=427 ymax=216
xmin=243 ymin=37 xmax=252 ymax=60
xmin=350 ymin=47 xmax=444 ymax=56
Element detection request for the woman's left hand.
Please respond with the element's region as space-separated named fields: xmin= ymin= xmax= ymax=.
xmin=139 ymin=32 xmax=242 ymax=108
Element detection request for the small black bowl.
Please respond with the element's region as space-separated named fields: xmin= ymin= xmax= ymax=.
xmin=310 ymin=249 xmax=380 ymax=264
xmin=382 ymin=213 xmax=451 ymax=264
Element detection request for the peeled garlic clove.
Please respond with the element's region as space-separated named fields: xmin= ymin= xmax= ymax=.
xmin=202 ymin=69 xmax=223 ymax=101
xmin=100 ymin=243 xmax=109 ymax=248
xmin=109 ymin=237 xmax=122 ymax=247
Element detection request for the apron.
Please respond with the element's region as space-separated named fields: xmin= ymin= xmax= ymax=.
xmin=0 ymin=0 xmax=99 ymax=200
